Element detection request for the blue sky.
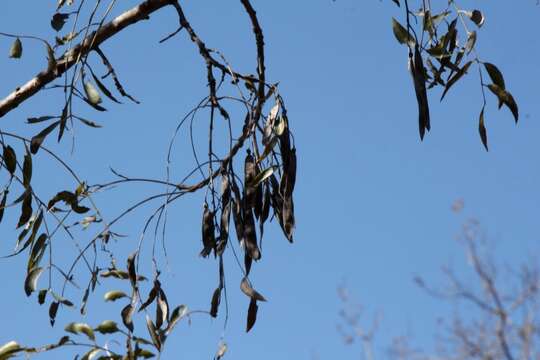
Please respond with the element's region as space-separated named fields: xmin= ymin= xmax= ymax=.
xmin=0 ymin=1 xmax=539 ymax=359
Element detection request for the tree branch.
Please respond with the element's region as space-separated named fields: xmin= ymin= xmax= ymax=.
xmin=0 ymin=0 xmax=174 ymax=118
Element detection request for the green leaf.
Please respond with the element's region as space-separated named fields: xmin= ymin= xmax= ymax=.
xmin=478 ymin=107 xmax=488 ymax=151
xmin=95 ymin=320 xmax=119 ymax=334
xmin=9 ymin=38 xmax=22 ymax=59
xmin=392 ymin=18 xmax=414 ymax=46
xmin=484 ymin=63 xmax=505 ymax=90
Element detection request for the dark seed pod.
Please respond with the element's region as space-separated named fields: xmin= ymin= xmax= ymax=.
xmin=200 ymin=204 xmax=216 ymax=258
xmin=210 ymin=287 xmax=221 ymax=318
xmin=244 ymin=150 xmax=257 ymax=209
xmin=282 ymin=195 xmax=295 ymax=243
xmin=243 ymin=207 xmax=260 ymax=260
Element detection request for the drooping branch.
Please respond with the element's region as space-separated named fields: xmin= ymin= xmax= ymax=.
xmin=0 ymin=0 xmax=174 ymax=118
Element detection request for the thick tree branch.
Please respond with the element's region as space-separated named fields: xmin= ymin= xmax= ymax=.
xmin=0 ymin=0 xmax=174 ymax=118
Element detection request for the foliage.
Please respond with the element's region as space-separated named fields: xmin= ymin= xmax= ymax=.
xmin=0 ymin=0 xmax=296 ymax=358
xmin=390 ymin=0 xmax=519 ymax=150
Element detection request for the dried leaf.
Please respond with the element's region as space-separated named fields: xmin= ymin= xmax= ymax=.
xmin=22 ymin=150 xmax=32 ymax=187
xmin=246 ymin=298 xmax=258 ymax=333
xmin=441 ymin=61 xmax=472 ymax=100
xmin=166 ymin=305 xmax=188 ymax=335
xmin=210 ymin=287 xmax=221 ymax=318
xmin=49 ymin=301 xmax=59 ymax=326
xmin=240 ymin=277 xmax=266 ymax=302
xmin=121 ymin=304 xmax=135 ymax=332
xmin=465 ymin=31 xmax=477 ymax=55
xmin=9 ymin=38 xmax=22 ymax=59
xmin=145 ymin=315 xmax=161 ymax=351
xmin=243 ymin=208 xmax=260 ymax=260
xmin=3 ymin=145 xmax=17 ymax=175
xmin=30 ymin=121 xmax=60 ymax=154
xmin=484 ymin=63 xmax=505 ymax=90
xmin=51 ymin=13 xmax=70 ymax=32
xmin=478 ymin=107 xmax=488 ymax=151
xmin=24 ymin=267 xmax=44 ymax=296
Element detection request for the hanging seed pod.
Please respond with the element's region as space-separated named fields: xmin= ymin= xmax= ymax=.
xmin=231 ymin=178 xmax=245 ymax=246
xmin=217 ymin=175 xmax=231 ymax=256
xmin=253 ymin=182 xmax=263 ymax=220
xmin=209 ymin=287 xmax=221 ymax=318
xmin=217 ymin=202 xmax=230 ymax=256
xmin=200 ymin=204 xmax=216 ymax=258
xmin=243 ymin=207 xmax=260 ymax=260
xmin=244 ymin=150 xmax=257 ymax=209
xmin=244 ymin=252 xmax=253 ymax=276
xmin=282 ymin=195 xmax=295 ymax=243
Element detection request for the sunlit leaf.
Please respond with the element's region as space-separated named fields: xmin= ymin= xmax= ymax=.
xmin=64 ymin=322 xmax=95 ymax=341
xmin=95 ymin=320 xmax=119 ymax=334
xmin=104 ymin=290 xmax=128 ymax=302
xmin=392 ymin=18 xmax=414 ymax=46
xmin=0 ymin=341 xmax=22 ymax=360
xmin=24 ymin=267 xmax=44 ymax=296
xmin=84 ymin=81 xmax=102 ymax=106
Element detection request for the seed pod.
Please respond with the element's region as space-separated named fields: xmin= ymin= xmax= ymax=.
xmin=209 ymin=287 xmax=221 ymax=318
xmin=200 ymin=204 xmax=216 ymax=258
xmin=243 ymin=207 xmax=260 ymax=260
xmin=244 ymin=150 xmax=257 ymax=209
xmin=282 ymin=195 xmax=295 ymax=243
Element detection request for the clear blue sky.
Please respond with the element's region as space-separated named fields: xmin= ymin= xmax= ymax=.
xmin=0 ymin=1 xmax=539 ymax=359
